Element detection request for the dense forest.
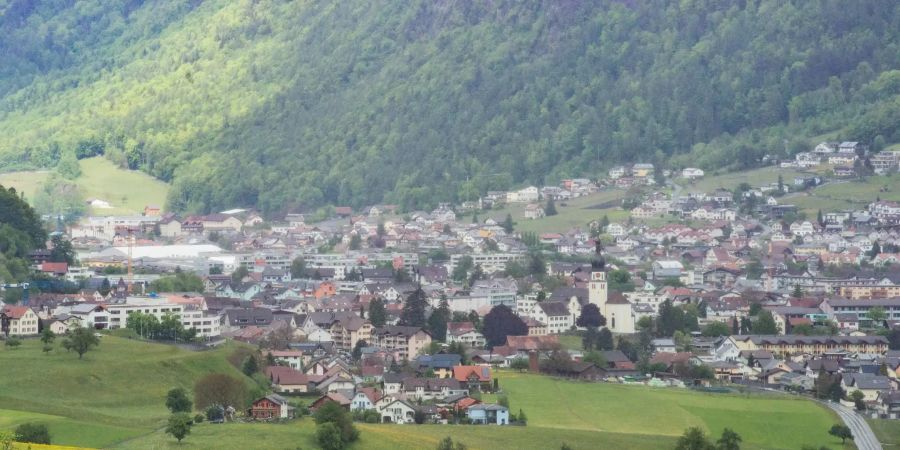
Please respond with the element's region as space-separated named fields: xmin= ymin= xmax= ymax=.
xmin=0 ymin=0 xmax=898 ymax=215
xmin=0 ymin=185 xmax=46 ymax=283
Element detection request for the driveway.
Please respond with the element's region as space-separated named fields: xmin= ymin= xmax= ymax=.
xmin=825 ymin=401 xmax=882 ymax=450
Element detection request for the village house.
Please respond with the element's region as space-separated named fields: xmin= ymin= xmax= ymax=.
xmin=249 ymin=394 xmax=295 ymax=420
xmin=1 ymin=306 xmax=40 ymax=336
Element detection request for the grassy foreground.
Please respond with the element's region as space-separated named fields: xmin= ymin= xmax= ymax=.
xmin=0 ymin=336 xmax=249 ymax=448
xmin=1 ymin=337 xmax=850 ymax=449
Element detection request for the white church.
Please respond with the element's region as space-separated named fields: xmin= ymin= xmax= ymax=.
xmin=588 ymin=242 xmax=636 ymax=334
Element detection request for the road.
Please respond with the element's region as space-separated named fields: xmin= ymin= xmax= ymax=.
xmin=825 ymin=401 xmax=883 ymax=450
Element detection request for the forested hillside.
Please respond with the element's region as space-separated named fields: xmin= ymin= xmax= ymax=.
xmin=0 ymin=0 xmax=898 ymax=215
xmin=0 ymin=185 xmax=45 ymax=283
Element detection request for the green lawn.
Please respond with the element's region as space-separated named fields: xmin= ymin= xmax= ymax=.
xmin=76 ymin=157 xmax=169 ymax=215
xmin=0 ymin=337 xmax=851 ymax=450
xmin=868 ymin=419 xmax=900 ymax=448
xmin=783 ymin=173 xmax=900 ymax=216
xmin=677 ymin=166 xmax=809 ymax=194
xmin=0 ymin=336 xmax=250 ymax=448
xmin=489 ymin=372 xmax=849 ymax=450
xmin=0 ymin=157 xmax=169 ymax=216
xmin=0 ymin=170 xmax=51 ymax=201
xmin=482 ymin=189 xmax=629 ymax=234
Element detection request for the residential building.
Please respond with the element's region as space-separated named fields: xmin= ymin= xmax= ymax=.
xmin=371 ymin=326 xmax=432 ymax=360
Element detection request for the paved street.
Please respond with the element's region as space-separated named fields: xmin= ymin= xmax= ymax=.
xmin=825 ymin=402 xmax=882 ymax=450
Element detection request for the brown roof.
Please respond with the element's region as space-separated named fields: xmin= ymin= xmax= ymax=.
xmin=607 ymin=292 xmax=631 ymax=305
xmin=453 ymin=365 xmax=492 ymax=382
xmin=505 ymin=335 xmax=560 ymax=351
xmin=1 ymin=306 xmax=31 ymax=319
xmin=265 ymin=366 xmax=309 ymax=386
xmin=649 ymin=352 xmax=693 ymax=366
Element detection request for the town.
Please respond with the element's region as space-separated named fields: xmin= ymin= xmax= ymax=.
xmin=1 ymin=140 xmax=899 ymax=449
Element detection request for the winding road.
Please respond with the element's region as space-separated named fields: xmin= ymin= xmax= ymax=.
xmin=824 ymin=401 xmax=882 ymax=450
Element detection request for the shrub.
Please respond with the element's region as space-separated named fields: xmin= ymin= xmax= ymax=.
xmin=14 ymin=423 xmax=50 ymax=444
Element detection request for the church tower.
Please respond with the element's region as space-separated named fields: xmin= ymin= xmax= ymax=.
xmin=588 ymin=240 xmax=608 ymax=312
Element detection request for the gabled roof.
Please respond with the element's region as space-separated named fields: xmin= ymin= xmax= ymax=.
xmin=453 ymin=365 xmax=491 ymax=382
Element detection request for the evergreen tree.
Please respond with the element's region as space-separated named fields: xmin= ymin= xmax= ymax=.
xmin=368 ymin=298 xmax=387 ymax=328
xmin=482 ymin=305 xmax=527 ymax=347
xmin=400 ymin=285 xmax=428 ymax=328
xmin=754 ymin=310 xmax=779 ymax=335
xmin=869 ymin=241 xmax=882 ymax=259
xmin=428 ymin=295 xmax=451 ymax=341
xmin=544 ymin=198 xmax=558 ymax=216
xmin=242 ymin=355 xmax=259 ymax=376
xmin=502 ymin=213 xmax=514 ymax=234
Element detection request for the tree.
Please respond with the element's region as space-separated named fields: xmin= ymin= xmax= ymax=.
xmin=56 ymin=150 xmax=81 ymax=179
xmin=66 ymin=327 xmax=99 ymax=359
xmin=657 ymin=300 xmax=685 ymax=337
xmin=468 ymin=264 xmax=484 ymax=286
xmin=165 ymin=413 xmax=193 ymax=443
xmin=437 ymin=436 xmax=468 ymax=450
xmin=242 ymin=355 xmax=259 ymax=376
xmin=368 ymin=298 xmax=387 ymax=328
xmin=14 ymin=423 xmax=50 ymax=445
xmin=889 ymin=328 xmax=900 ymax=350
xmin=352 ymin=339 xmax=368 ymax=361
xmin=754 ymin=310 xmax=779 ymax=335
xmin=482 ymin=305 xmax=528 ymax=347
xmin=583 ymin=350 xmax=607 ymax=369
xmin=510 ymin=357 xmax=529 ymax=371
xmin=702 ymin=321 xmax=730 ymax=337
xmin=502 ymin=213 xmax=515 ymax=234
xmin=869 ymin=241 xmax=882 ymax=259
xmin=607 ymin=269 xmax=635 ymax=292
xmin=867 ymin=306 xmax=887 ymax=325
xmin=541 ymin=350 xmax=575 ymax=374
xmin=98 ymin=277 xmax=111 ymax=296
xmin=290 ymin=257 xmax=306 ymax=279
xmin=314 ymin=402 xmax=358 ymax=445
xmin=544 ymin=198 xmax=558 ymax=216
xmin=828 ymin=424 xmax=853 ymax=444
xmin=731 ymin=317 xmax=739 ymax=335
xmin=576 ymin=303 xmax=606 ymax=328
xmin=40 ymin=328 xmax=55 ymax=351
xmin=348 ymin=233 xmax=362 ymax=250
xmin=317 ymin=422 xmax=346 ymax=450
xmin=193 ymin=374 xmax=248 ymax=410
xmin=792 ymin=284 xmax=803 ymax=299
xmin=850 ymin=389 xmax=866 ymax=411
xmin=716 ymin=428 xmax=741 ymax=450
xmin=597 ymin=328 xmax=614 ymax=350
xmin=49 ymin=234 xmax=75 ymax=264
xmin=400 ymin=286 xmax=428 ymax=328
xmin=428 ymin=295 xmax=451 ymax=341
xmin=166 ymin=387 xmax=193 ymax=413
xmin=582 ymin=326 xmax=601 ymax=351
xmin=675 ymin=427 xmax=715 ymax=450
xmin=452 ymin=256 xmax=473 ymax=282
xmin=231 ymin=266 xmax=249 ymax=283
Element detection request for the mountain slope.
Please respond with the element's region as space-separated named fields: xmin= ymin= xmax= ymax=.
xmin=0 ymin=0 xmax=899 ymax=215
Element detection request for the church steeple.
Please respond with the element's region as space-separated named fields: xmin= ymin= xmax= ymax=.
xmin=591 ymin=240 xmax=606 ymax=272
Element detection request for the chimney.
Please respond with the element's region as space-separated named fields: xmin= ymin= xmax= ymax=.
xmin=528 ymin=350 xmax=539 ymax=373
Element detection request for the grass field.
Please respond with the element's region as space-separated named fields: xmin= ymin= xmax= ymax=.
xmin=75 ymin=157 xmax=169 ymax=215
xmin=0 ymin=170 xmax=51 ymax=200
xmin=868 ymin=419 xmax=900 ymax=448
xmin=0 ymin=336 xmax=250 ymax=448
xmin=783 ymin=173 xmax=900 ymax=216
xmin=0 ymin=337 xmax=851 ymax=450
xmin=480 ymin=189 xmax=630 ymax=234
xmin=0 ymin=157 xmax=169 ymax=216
xmin=676 ymin=166 xmax=810 ymax=194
